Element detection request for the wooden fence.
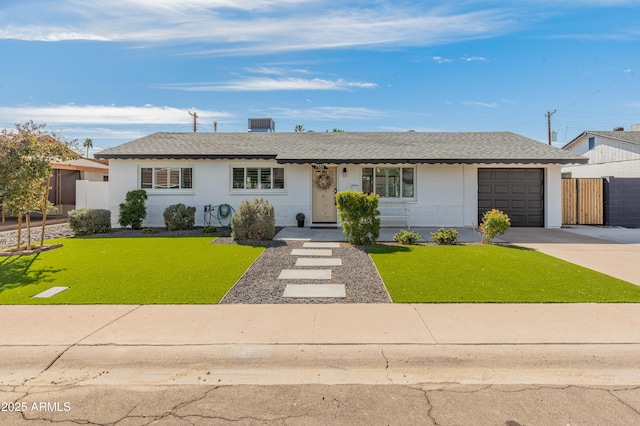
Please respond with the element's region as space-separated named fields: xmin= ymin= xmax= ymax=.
xmin=562 ymin=178 xmax=603 ymax=225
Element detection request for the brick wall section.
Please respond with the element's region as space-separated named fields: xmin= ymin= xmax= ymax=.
xmin=604 ymin=177 xmax=640 ymax=228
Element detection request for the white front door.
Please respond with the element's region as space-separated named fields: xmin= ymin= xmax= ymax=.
xmin=311 ymin=166 xmax=337 ymax=223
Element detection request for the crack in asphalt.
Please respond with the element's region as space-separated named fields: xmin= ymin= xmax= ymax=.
xmin=416 ymin=387 xmax=440 ymax=426
xmin=7 ymin=383 xmax=640 ymax=424
xmin=608 ymin=388 xmax=640 ymax=416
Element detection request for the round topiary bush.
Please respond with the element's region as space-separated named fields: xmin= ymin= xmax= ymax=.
xmin=231 ymin=198 xmax=275 ymax=240
xmin=163 ymin=203 xmax=196 ymax=231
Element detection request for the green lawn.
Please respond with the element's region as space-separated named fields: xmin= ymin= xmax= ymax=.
xmin=369 ymin=244 xmax=640 ymax=303
xmin=0 ymin=236 xmax=264 ymax=304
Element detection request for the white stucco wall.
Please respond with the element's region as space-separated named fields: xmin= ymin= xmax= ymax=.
xmin=106 ymin=160 xmax=563 ymax=228
xmin=76 ymin=181 xmax=109 ymax=210
xmin=545 ymin=165 xmax=563 ymax=228
xmin=107 ymin=159 xmax=311 ymax=227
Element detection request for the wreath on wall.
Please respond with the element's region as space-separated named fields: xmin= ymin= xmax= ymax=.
xmin=315 ymin=172 xmax=333 ymax=190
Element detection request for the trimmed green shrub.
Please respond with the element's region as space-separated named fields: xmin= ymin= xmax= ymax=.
xmin=431 ymin=228 xmax=459 ymax=245
xmin=163 ymin=203 xmax=196 ymax=231
xmin=335 ymin=190 xmax=380 ymax=245
xmin=141 ymin=227 xmax=158 ymax=234
xmin=393 ymin=229 xmax=422 ymax=245
xmin=203 ymin=226 xmax=217 ymax=234
xmin=231 ymin=198 xmax=275 ymax=240
xmin=68 ymin=208 xmax=111 ymax=236
xmin=118 ymin=189 xmax=147 ymax=229
xmin=480 ymin=209 xmax=511 ymax=244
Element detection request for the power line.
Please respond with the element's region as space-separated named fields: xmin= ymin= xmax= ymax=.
xmin=557 ymin=69 xmax=638 ymax=113
xmin=543 ymin=69 xmax=637 ymax=143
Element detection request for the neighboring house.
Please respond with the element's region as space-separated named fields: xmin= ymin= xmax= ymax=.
xmin=50 ymin=157 xmax=109 ymax=215
xmin=95 ymin=131 xmax=586 ymax=229
xmin=562 ymin=127 xmax=640 ymax=228
xmin=562 ymin=128 xmax=640 ymax=178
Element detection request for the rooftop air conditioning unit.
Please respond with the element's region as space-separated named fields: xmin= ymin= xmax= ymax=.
xmin=248 ymin=118 xmax=275 ymax=132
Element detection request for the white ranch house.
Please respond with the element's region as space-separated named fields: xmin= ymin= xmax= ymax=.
xmin=95 ymin=131 xmax=586 ymax=229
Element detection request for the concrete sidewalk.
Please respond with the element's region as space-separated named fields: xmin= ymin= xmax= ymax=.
xmin=3 ymin=304 xmax=640 ymax=387
xmin=6 ymin=304 xmax=640 ymax=346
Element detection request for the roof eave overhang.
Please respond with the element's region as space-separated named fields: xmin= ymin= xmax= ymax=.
xmin=276 ymin=158 xmax=589 ymax=165
xmin=95 ymin=154 xmax=276 ymax=160
xmin=53 ymin=163 xmax=109 ymax=173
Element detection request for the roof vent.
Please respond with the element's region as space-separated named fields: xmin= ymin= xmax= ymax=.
xmin=613 ymin=126 xmax=624 ymax=131
xmin=248 ymin=118 xmax=275 ymax=132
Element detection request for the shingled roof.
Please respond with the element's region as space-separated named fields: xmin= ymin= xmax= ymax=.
xmin=96 ymin=131 xmax=587 ymax=165
xmin=563 ymin=130 xmax=640 ymax=149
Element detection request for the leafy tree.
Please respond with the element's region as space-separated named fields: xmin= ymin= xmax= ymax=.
xmin=0 ymin=121 xmax=77 ymax=250
xmin=326 ymin=128 xmax=345 ymax=132
xmin=83 ymin=137 xmax=93 ymax=157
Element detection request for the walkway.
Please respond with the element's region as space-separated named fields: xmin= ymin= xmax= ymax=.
xmin=220 ymin=240 xmax=391 ymax=304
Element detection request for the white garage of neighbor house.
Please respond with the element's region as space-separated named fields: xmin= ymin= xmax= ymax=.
xmin=95 ymin=131 xmax=587 ymax=229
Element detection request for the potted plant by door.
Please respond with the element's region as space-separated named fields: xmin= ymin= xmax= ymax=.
xmin=296 ymin=213 xmax=305 ymax=227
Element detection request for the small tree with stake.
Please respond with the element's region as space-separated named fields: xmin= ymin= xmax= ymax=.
xmin=0 ymin=121 xmax=77 ymax=251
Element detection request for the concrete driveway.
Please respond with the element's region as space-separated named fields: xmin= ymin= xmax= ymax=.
xmin=502 ymin=226 xmax=640 ymax=286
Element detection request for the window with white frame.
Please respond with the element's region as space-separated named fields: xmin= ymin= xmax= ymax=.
xmin=140 ymin=167 xmax=193 ymax=189
xmin=362 ymin=167 xmax=414 ymax=198
xmin=232 ymin=167 xmax=285 ymax=190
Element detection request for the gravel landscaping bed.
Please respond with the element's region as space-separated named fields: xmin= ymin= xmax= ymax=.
xmin=220 ymin=240 xmax=392 ymax=304
xmin=0 ymin=223 xmax=75 ymax=249
xmin=0 ymin=225 xmax=232 ymax=249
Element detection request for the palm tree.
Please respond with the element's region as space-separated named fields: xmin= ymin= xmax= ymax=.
xmin=83 ymin=138 xmax=93 ymax=157
xmin=294 ymin=124 xmax=305 ymax=132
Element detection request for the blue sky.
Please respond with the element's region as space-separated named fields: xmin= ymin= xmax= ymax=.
xmin=1 ymin=0 xmax=639 ymax=156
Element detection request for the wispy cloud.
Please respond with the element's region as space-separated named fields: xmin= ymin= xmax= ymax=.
xmin=158 ymin=78 xmax=377 ymax=91
xmin=0 ymin=1 xmax=519 ymax=54
xmin=268 ymin=106 xmax=385 ymax=120
xmin=242 ymin=66 xmax=313 ymax=76
xmin=0 ymin=104 xmax=232 ymax=125
xmin=432 ymin=56 xmax=454 ymax=64
xmin=463 ymin=101 xmax=498 ymax=108
xmin=463 ymin=56 xmax=489 ymax=62
xmin=501 ymin=98 xmax=518 ymax=105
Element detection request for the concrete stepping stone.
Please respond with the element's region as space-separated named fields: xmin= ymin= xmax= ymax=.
xmin=302 ymin=242 xmax=341 ymax=248
xmin=290 ymin=248 xmax=332 ymax=256
xmin=295 ymin=258 xmax=342 ymax=267
xmin=283 ymin=284 xmax=346 ymax=298
xmin=278 ymin=269 xmax=331 ymax=280
xmin=32 ymin=286 xmax=69 ymax=299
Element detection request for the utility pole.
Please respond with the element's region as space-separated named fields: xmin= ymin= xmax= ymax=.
xmin=189 ymin=111 xmax=198 ymax=132
xmin=546 ymin=110 xmax=556 ymax=145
